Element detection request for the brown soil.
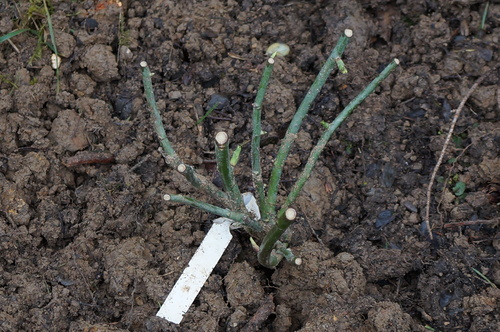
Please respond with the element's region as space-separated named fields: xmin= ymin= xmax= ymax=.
xmin=1 ymin=0 xmax=499 ymax=331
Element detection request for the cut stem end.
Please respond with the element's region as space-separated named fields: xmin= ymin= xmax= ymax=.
xmin=177 ymin=164 xmax=187 ymax=173
xmin=215 ymin=131 xmax=228 ymax=146
xmin=285 ymin=208 xmax=297 ymax=221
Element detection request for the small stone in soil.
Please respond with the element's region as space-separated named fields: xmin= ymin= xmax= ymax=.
xmin=403 ymin=201 xmax=418 ymax=213
xmin=439 ymin=291 xmax=454 ymax=307
xmin=207 ymin=94 xmax=229 ymax=110
xmin=375 ymin=210 xmax=395 ymax=229
xmin=381 ymin=163 xmax=395 ymax=188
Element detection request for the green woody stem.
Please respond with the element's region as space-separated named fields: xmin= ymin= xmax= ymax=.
xmin=258 ymin=208 xmax=297 ymax=268
xmin=215 ymin=132 xmax=245 ymax=210
xmin=259 ymin=59 xmax=399 ymax=268
xmin=141 ymin=61 xmax=231 ymax=207
xmin=251 ymin=56 xmax=276 ymax=209
xmin=141 ymin=61 xmax=178 ymax=158
xmin=164 ymin=193 xmax=246 ymax=224
xmin=262 ymin=29 xmax=353 ymax=222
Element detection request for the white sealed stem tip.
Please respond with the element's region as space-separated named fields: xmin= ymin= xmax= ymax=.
xmin=177 ymin=164 xmax=187 ymax=173
xmin=394 ymin=58 xmax=400 ymax=65
xmin=285 ymin=208 xmax=297 ymax=221
xmin=268 ymin=58 xmax=275 ymax=65
xmin=344 ymin=29 xmax=353 ymax=37
xmin=294 ymin=257 xmax=303 ymax=266
xmin=163 ymin=194 xmax=171 ymax=201
xmin=215 ymin=132 xmax=228 ymax=146
xmin=140 ymin=61 xmax=148 ymax=67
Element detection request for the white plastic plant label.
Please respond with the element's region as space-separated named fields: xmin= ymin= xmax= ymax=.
xmin=157 ymin=193 xmax=260 ymax=324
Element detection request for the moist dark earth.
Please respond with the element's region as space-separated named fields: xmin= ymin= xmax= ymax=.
xmin=1 ymin=0 xmax=499 ymax=331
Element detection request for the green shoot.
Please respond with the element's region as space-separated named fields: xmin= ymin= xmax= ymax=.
xmin=480 ymin=2 xmax=489 ymax=30
xmin=0 ymin=74 xmax=19 ymax=90
xmin=215 ymin=132 xmax=245 ymax=210
xmin=472 ymin=267 xmax=498 ymax=288
xmin=196 ymin=102 xmax=219 ymax=125
xmin=335 ymin=57 xmax=348 ymax=74
xmin=0 ymin=29 xmax=29 ymax=44
xmin=42 ymin=0 xmax=60 ymax=93
xmin=230 ymin=146 xmax=242 ymax=167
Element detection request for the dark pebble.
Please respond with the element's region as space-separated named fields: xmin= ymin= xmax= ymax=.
xmin=479 ymin=48 xmax=492 ymax=61
xmin=441 ymin=98 xmax=452 ymax=121
xmin=56 ymin=276 xmax=75 ymax=287
xmin=406 ymin=109 xmax=426 ymax=118
xmin=83 ymin=18 xmax=98 ymax=32
xmin=153 ymin=18 xmax=164 ymax=29
xmin=201 ymin=29 xmax=218 ymax=39
xmin=114 ymin=91 xmax=134 ymax=120
xmin=403 ymin=201 xmax=418 ymax=213
xmin=366 ymin=163 xmax=380 ymax=178
xmin=0 ymin=157 xmax=8 ymax=174
xmin=439 ymin=292 xmax=454 ymax=308
xmin=381 ymin=163 xmax=395 ymax=188
xmin=375 ymin=210 xmax=394 ymax=229
xmin=419 ymin=221 xmax=429 ymax=235
xmin=207 ymin=94 xmax=229 ymax=110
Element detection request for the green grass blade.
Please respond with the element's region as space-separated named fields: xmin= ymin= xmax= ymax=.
xmin=0 ymin=29 xmax=29 ymax=44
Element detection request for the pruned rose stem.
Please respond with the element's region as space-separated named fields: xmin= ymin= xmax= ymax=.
xmin=141 ymin=61 xmax=233 ymax=208
xmin=141 ymin=29 xmax=400 ymax=269
xmin=215 ymin=132 xmax=245 ymax=210
xmin=261 ymin=28 xmax=352 ymax=223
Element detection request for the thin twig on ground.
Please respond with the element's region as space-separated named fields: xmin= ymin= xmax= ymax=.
xmin=443 ymin=218 xmax=500 ymax=228
xmin=424 ymin=65 xmax=500 ymax=239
